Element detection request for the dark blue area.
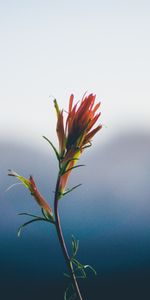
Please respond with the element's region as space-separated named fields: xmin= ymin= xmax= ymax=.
xmin=0 ymin=133 xmax=150 ymax=299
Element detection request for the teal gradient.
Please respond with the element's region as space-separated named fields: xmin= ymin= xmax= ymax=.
xmin=0 ymin=132 xmax=150 ymax=299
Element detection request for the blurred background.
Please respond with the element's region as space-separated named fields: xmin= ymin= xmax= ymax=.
xmin=0 ymin=0 xmax=150 ymax=299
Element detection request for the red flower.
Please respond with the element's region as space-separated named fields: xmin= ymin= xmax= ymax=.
xmin=54 ymin=93 xmax=102 ymax=193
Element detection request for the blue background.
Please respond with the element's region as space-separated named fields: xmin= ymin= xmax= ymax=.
xmin=1 ymin=132 xmax=150 ymax=299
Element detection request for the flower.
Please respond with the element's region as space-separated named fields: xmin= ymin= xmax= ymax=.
xmin=54 ymin=93 xmax=102 ymax=193
xmin=8 ymin=170 xmax=53 ymax=220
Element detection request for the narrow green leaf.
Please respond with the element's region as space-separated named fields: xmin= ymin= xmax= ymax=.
xmin=18 ymin=211 xmax=54 ymax=225
xmin=17 ymin=218 xmax=45 ymax=237
xmin=62 ymin=164 xmax=85 ymax=175
xmin=59 ymin=158 xmax=79 ymax=175
xmin=5 ymin=182 xmax=22 ymax=193
xmin=41 ymin=208 xmax=55 ymax=224
xmin=71 ymin=258 xmax=87 ymax=278
xmin=78 ymin=267 xmax=86 ymax=278
xmin=18 ymin=212 xmax=43 ymax=219
xmin=63 ymin=273 xmax=70 ymax=278
xmin=84 ymin=265 xmax=97 ymax=276
xmin=71 ymin=235 xmax=79 ymax=257
xmin=71 ymin=258 xmax=81 ymax=268
xmin=43 ymin=136 xmax=60 ymax=161
xmin=69 ymin=294 xmax=76 ymax=300
xmin=64 ymin=285 xmax=76 ymax=300
xmin=63 ymin=184 xmax=82 ymax=196
xmin=64 ymin=287 xmax=69 ymax=300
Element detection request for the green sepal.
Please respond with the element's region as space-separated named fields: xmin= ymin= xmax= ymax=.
xmin=43 ymin=136 xmax=60 ymax=162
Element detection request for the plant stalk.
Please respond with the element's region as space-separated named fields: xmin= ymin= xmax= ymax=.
xmin=54 ymin=175 xmax=83 ymax=300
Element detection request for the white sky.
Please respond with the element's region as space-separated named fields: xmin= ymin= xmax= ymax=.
xmin=0 ymin=0 xmax=150 ymax=148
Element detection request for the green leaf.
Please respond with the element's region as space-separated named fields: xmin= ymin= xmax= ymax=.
xmin=64 ymin=285 xmax=76 ymax=300
xmin=69 ymin=235 xmax=97 ymax=280
xmin=41 ymin=208 xmax=55 ymax=223
xmin=62 ymin=164 xmax=85 ymax=175
xmin=71 ymin=257 xmax=97 ymax=279
xmin=59 ymin=158 xmax=79 ymax=175
xmin=71 ymin=235 xmax=79 ymax=257
xmin=69 ymin=294 xmax=76 ymax=300
xmin=63 ymin=184 xmax=82 ymax=196
xmin=64 ymin=287 xmax=69 ymax=300
xmin=18 ymin=212 xmax=42 ymax=219
xmin=63 ymin=273 xmax=70 ymax=278
xmin=5 ymin=182 xmax=22 ymax=193
xmin=43 ymin=136 xmax=60 ymax=161
xmin=18 ymin=211 xmax=54 ymax=224
xmin=17 ymin=218 xmax=46 ymax=237
xmin=71 ymin=258 xmax=86 ymax=278
xmin=84 ymin=265 xmax=97 ymax=276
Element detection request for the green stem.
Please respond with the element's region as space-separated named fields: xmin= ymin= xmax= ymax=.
xmin=54 ymin=175 xmax=83 ymax=300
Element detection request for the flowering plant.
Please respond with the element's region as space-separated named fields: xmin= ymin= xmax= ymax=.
xmin=8 ymin=93 xmax=102 ymax=300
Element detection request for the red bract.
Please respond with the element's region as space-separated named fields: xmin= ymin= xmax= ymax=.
xmin=29 ymin=176 xmax=53 ymax=219
xmin=66 ymin=93 xmax=101 ymax=150
xmin=8 ymin=170 xmax=54 ymax=220
xmin=55 ymin=93 xmax=102 ymax=193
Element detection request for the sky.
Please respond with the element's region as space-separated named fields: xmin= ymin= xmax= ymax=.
xmin=0 ymin=0 xmax=150 ymax=147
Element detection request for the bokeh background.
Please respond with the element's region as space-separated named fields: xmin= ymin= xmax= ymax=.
xmin=0 ymin=1 xmax=150 ymax=299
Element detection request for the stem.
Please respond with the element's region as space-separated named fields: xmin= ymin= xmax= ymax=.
xmin=54 ymin=175 xmax=83 ymax=300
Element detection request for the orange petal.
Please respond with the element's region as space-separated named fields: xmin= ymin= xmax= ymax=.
xmin=76 ymin=94 xmax=95 ymax=121
xmin=83 ymin=125 xmax=102 ymax=145
xmin=92 ymin=102 xmax=101 ymax=115
xmin=87 ymin=113 xmax=101 ymax=132
xmin=66 ymin=102 xmax=78 ymax=136
xmin=69 ymin=94 xmax=74 ymax=114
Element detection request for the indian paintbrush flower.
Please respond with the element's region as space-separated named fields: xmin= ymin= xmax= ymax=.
xmin=54 ymin=93 xmax=102 ymax=193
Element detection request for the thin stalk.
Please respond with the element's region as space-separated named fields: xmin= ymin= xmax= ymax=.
xmin=54 ymin=175 xmax=83 ymax=300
